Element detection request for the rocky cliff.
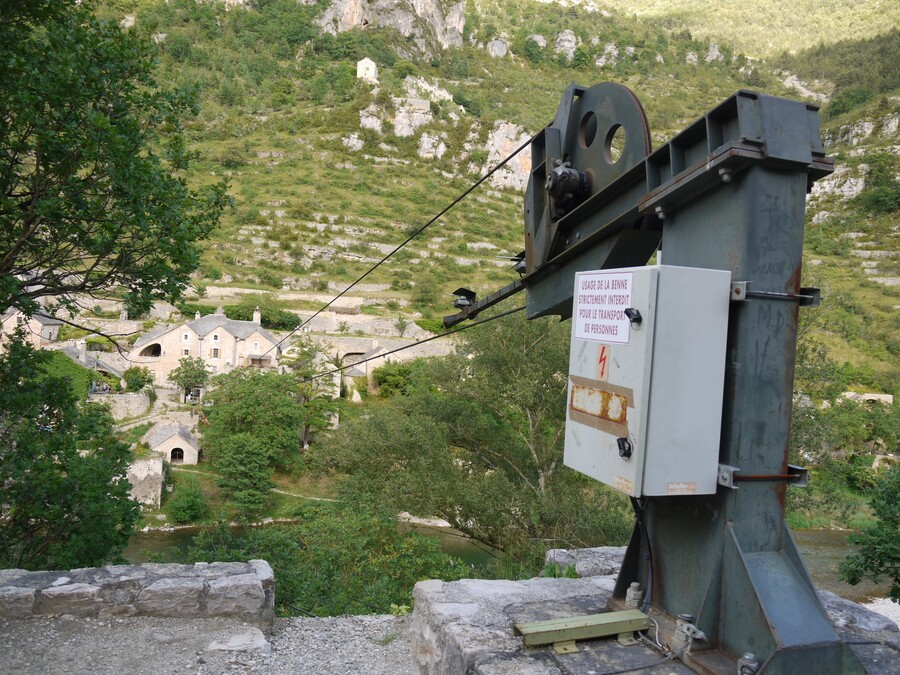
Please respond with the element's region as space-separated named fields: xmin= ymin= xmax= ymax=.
xmin=317 ymin=0 xmax=465 ymax=54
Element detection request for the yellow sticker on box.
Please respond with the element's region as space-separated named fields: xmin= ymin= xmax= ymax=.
xmin=615 ymin=476 xmax=634 ymax=494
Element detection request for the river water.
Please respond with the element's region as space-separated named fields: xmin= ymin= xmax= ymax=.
xmin=124 ymin=526 xmax=890 ymax=604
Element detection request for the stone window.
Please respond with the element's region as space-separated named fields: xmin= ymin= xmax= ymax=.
xmin=252 ymin=341 xmax=259 ymax=352
xmin=182 ymin=348 xmax=189 ymax=356
xmin=182 ymin=333 xmax=189 ymax=341
xmin=212 ymin=348 xmax=220 ymax=359
xmin=212 ymin=333 xmax=219 ymax=342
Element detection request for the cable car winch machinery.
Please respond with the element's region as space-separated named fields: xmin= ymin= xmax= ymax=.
xmin=446 ymin=84 xmax=863 ymax=673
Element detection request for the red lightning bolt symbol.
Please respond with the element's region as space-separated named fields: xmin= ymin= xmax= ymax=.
xmin=598 ymin=346 xmax=608 ymax=380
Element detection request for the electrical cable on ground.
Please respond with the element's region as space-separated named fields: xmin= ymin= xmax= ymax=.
xmin=629 ymin=497 xmax=655 ymax=615
xmin=260 ymin=131 xmax=538 ymax=358
xmin=300 ymin=305 xmax=525 ymax=384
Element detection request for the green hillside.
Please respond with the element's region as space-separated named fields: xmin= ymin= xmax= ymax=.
xmin=99 ymin=0 xmax=898 ymax=394
xmin=594 ymin=0 xmax=900 ymax=58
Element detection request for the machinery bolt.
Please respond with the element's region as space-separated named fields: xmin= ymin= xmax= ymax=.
xmin=719 ymin=167 xmax=733 ymax=183
xmin=737 ymin=652 xmax=760 ymax=674
xmin=625 ymin=581 xmax=643 ymax=609
xmin=654 ymin=205 xmax=666 ymax=220
xmin=673 ymin=614 xmax=696 ymax=649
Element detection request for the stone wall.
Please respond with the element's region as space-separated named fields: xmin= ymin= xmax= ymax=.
xmin=90 ymin=392 xmax=150 ymax=420
xmin=126 ymin=457 xmax=164 ymax=507
xmin=0 ymin=561 xmax=275 ymax=630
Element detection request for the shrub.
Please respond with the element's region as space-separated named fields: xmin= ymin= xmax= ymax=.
xmin=167 ymin=478 xmax=208 ymax=524
xmin=415 ymin=318 xmax=445 ymax=334
xmin=372 ymin=361 xmax=416 ymax=398
xmin=840 ymin=466 xmax=900 ymax=601
xmin=187 ymin=504 xmax=465 ymax=616
xmin=123 ymin=366 xmax=154 ymax=392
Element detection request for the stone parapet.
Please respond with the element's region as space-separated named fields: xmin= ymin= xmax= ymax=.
xmin=0 ymin=560 xmax=275 ymax=630
xmin=411 ymin=549 xmax=899 ymax=674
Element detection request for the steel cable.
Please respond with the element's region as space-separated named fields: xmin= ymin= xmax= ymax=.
xmin=260 ymin=131 xmax=537 ymax=358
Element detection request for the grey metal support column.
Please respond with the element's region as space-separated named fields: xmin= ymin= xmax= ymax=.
xmin=625 ymin=165 xmax=859 ymax=672
xmin=442 ymin=85 xmax=862 ymax=672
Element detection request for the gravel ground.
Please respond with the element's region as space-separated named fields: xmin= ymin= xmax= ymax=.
xmin=0 ymin=614 xmax=417 ymax=675
xmin=1 ymin=604 xmax=896 ymax=674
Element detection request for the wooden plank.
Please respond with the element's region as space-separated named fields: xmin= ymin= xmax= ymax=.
xmin=514 ymin=610 xmax=650 ymax=647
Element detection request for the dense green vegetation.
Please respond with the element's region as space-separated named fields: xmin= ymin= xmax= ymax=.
xmin=0 ymin=0 xmax=227 ymax=318
xmin=776 ymin=29 xmax=900 ymax=120
xmin=314 ymin=306 xmax=634 ymax=574
xmin=0 ymin=340 xmax=139 ymax=569
xmin=187 ymin=504 xmax=467 ymax=616
xmin=840 ymin=466 xmax=900 ymax=601
xmin=202 ymin=360 xmax=337 ymax=516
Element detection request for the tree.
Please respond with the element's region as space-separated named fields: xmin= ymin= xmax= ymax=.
xmin=0 ymin=1 xmax=228 ymax=318
xmin=315 ymin=306 xmax=632 ymax=569
xmin=203 ymin=368 xmax=335 ymax=469
xmin=223 ymin=292 xmax=301 ymax=330
xmin=123 ymin=366 xmax=153 ymax=392
xmin=216 ymin=433 xmax=275 ymax=517
xmin=0 ymin=337 xmax=139 ymax=569
xmin=393 ymin=316 xmax=411 ymax=337
xmin=840 ymin=466 xmax=900 ymax=602
xmin=166 ymin=476 xmax=209 ymax=524
xmin=168 ymin=356 xmax=210 ymax=401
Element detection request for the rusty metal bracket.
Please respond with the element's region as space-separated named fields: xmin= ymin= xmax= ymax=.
xmin=717 ymin=464 xmax=741 ymax=489
xmin=732 ymin=465 xmax=808 ymax=487
xmin=730 ymin=282 xmax=820 ymax=306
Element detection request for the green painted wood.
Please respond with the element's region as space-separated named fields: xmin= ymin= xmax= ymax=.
xmin=514 ymin=610 xmax=650 ymax=646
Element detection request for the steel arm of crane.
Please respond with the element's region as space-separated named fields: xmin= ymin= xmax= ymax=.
xmin=443 ymin=89 xmax=832 ymax=326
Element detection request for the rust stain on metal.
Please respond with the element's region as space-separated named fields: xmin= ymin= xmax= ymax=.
xmin=568 ymin=375 xmax=634 ymax=437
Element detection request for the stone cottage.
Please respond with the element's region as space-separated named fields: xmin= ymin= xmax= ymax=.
xmin=345 ymin=339 xmax=395 ymax=393
xmin=0 ymin=309 xmax=62 ymax=353
xmin=129 ymin=308 xmax=281 ymax=385
xmin=142 ymin=422 xmax=201 ymax=465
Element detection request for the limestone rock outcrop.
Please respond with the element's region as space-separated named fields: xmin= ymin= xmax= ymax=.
xmin=486 ymin=39 xmax=507 ymax=58
xmin=554 ymin=29 xmax=578 ymax=61
xmin=316 ymin=0 xmax=465 ymax=54
xmin=392 ymin=97 xmax=432 ymax=137
xmin=479 ymin=122 xmax=532 ymax=191
xmin=418 ymin=133 xmax=447 ymax=159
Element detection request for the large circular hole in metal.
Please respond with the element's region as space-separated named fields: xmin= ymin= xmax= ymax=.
xmin=604 ymin=124 xmax=626 ymax=164
xmin=579 ymin=111 xmax=598 ymax=149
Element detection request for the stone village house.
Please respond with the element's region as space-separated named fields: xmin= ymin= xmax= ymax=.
xmin=0 ymin=309 xmax=62 ymax=354
xmin=128 ymin=307 xmax=281 ymax=386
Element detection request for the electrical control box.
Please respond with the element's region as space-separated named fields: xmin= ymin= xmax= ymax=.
xmin=564 ymin=265 xmax=731 ymax=497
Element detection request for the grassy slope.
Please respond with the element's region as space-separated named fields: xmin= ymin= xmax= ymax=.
xmin=588 ymin=0 xmax=900 ymax=58
xmin=104 ymin=0 xmax=897 ymax=393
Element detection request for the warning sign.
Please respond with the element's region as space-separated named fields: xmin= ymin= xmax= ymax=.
xmin=573 ymin=271 xmax=634 ymax=344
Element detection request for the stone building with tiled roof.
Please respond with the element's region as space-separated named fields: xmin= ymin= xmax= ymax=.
xmin=0 ymin=308 xmax=63 ymax=353
xmin=128 ymin=307 xmax=280 ymax=385
xmin=141 ymin=421 xmax=201 ymax=465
